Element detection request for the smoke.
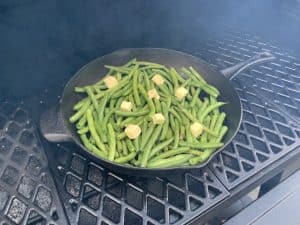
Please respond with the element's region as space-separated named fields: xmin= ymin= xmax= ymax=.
xmin=0 ymin=0 xmax=300 ymax=100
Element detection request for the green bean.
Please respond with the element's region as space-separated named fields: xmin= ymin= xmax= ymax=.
xmin=77 ymin=127 xmax=89 ymax=134
xmin=182 ymin=78 xmax=191 ymax=88
xmin=107 ymin=123 xmax=116 ymax=161
xmin=122 ymin=140 xmax=129 ymax=155
xmin=147 ymin=154 xmax=193 ymax=168
xmin=211 ymin=113 xmax=227 ymax=142
xmin=117 ymin=140 xmax=123 ymax=155
xmin=191 ymin=82 xmax=219 ymax=98
xmin=157 ymin=83 xmax=171 ymax=96
xmin=149 ymin=137 xmax=174 ymax=158
xmin=176 ymin=107 xmax=195 ymax=122
xmin=114 ymin=149 xmax=120 ymax=158
xmin=189 ymin=149 xmax=203 ymax=156
xmin=150 ymin=147 xmax=190 ymax=162
xmin=180 ymin=125 xmax=185 ymax=140
xmin=73 ymin=98 xmax=89 ymax=110
xmin=169 ymin=108 xmax=182 ymax=125
xmin=197 ymin=98 xmax=209 ymax=120
xmin=210 ymin=97 xmax=219 ymax=115
xmin=214 ymin=112 xmax=226 ymax=134
xmin=200 ymin=116 xmax=210 ymax=143
xmin=123 ymin=58 xmax=137 ymax=67
xmin=115 ymin=96 xmax=124 ymax=109
xmin=80 ymin=134 xmax=107 ymax=158
xmin=141 ymin=119 xmax=148 ymax=134
xmin=169 ymin=67 xmax=178 ymax=89
xmin=141 ymin=123 xmax=155 ymax=149
xmin=125 ymin=139 xmax=136 ymax=152
xmin=188 ymin=66 xmax=207 ymax=84
xmin=133 ymin=69 xmax=141 ymax=106
xmin=190 ymin=126 xmax=228 ymax=165
xmin=101 ymin=110 xmax=114 ymax=132
xmin=70 ymin=100 xmax=90 ymax=123
xmin=116 ymin=72 xmax=122 ymax=81
xmin=134 ymin=137 xmax=139 ymax=151
xmin=85 ymin=86 xmax=99 ymax=111
xmin=76 ymin=112 xmax=87 ymax=129
xmin=75 ymin=87 xmax=86 ymax=93
xmin=143 ymin=71 xmax=151 ymax=90
xmin=173 ymin=120 xmax=180 ymax=148
xmin=135 ymin=61 xmax=166 ymax=68
xmin=169 ymin=114 xmax=176 ymax=132
xmin=186 ymin=123 xmax=193 ymax=143
xmin=154 ymin=99 xmax=161 ymax=112
xmin=166 ymin=127 xmax=173 ymax=139
xmin=128 ymin=95 xmax=136 ymax=110
xmin=120 ymin=116 xmax=144 ymax=127
xmin=191 ymin=89 xmax=201 ymax=107
xmin=160 ymin=102 xmax=169 ymax=141
xmin=114 ymin=108 xmax=149 ymax=117
xmin=140 ymin=125 xmax=162 ymax=167
xmin=208 ymin=114 xmax=218 ymax=140
xmin=86 ymin=108 xmax=107 ymax=154
xmin=152 ymin=69 xmax=172 ymax=82
xmin=97 ymin=94 xmax=108 ymax=122
xmin=179 ymin=141 xmax=223 ymax=149
xmin=170 ymin=67 xmax=185 ymax=83
xmin=138 ymin=85 xmax=155 ymax=115
xmin=115 ymin=152 xmax=137 ymax=164
xmin=95 ymin=113 xmax=108 ymax=143
xmin=191 ymin=108 xmax=196 ymax=119
xmin=199 ymin=102 xmax=225 ymax=123
xmin=198 ymin=124 xmax=218 ymax=137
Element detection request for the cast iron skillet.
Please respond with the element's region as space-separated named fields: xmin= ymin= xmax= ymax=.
xmin=39 ymin=48 xmax=274 ymax=176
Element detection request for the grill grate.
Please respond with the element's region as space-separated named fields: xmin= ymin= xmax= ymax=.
xmin=1 ymin=32 xmax=300 ymax=224
xmin=43 ymin=142 xmax=229 ymax=225
xmin=190 ymin=33 xmax=300 ymax=189
xmin=0 ymin=102 xmax=68 ymax=225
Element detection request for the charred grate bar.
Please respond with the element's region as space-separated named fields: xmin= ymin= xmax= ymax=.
xmin=0 ymin=102 xmax=68 ymax=225
xmin=43 ymin=142 xmax=229 ymax=225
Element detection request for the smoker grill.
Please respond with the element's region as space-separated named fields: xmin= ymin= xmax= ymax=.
xmin=0 ymin=1 xmax=300 ymax=225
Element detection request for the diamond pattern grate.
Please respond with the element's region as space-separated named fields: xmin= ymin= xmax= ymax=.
xmin=1 ymin=32 xmax=300 ymax=224
xmin=0 ymin=102 xmax=68 ymax=225
xmin=189 ymin=33 xmax=300 ymax=189
xmin=44 ymin=143 xmax=229 ymax=225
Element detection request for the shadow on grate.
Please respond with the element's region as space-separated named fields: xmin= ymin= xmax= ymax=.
xmin=0 ymin=101 xmax=68 ymax=225
xmin=44 ymin=141 xmax=229 ymax=225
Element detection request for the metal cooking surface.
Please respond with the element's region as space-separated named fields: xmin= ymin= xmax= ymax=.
xmin=43 ymin=142 xmax=228 ymax=225
xmin=1 ymin=33 xmax=300 ymax=225
xmin=192 ymin=33 xmax=300 ymax=189
xmin=0 ymin=102 xmax=68 ymax=225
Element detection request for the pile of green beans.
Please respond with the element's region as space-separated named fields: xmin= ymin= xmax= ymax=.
xmin=70 ymin=58 xmax=228 ymax=168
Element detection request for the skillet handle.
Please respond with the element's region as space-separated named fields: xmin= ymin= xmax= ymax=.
xmin=39 ymin=106 xmax=73 ymax=143
xmin=220 ymin=52 xmax=275 ymax=80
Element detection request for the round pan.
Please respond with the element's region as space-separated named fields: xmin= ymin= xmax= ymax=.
xmin=39 ymin=48 xmax=274 ymax=176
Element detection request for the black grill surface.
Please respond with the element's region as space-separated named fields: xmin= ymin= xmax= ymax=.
xmin=0 ymin=102 xmax=68 ymax=225
xmin=191 ymin=33 xmax=300 ymax=189
xmin=1 ymin=33 xmax=300 ymax=225
xmin=43 ymin=141 xmax=228 ymax=225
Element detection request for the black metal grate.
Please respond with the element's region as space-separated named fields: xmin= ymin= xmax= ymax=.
xmin=0 ymin=102 xmax=68 ymax=225
xmin=189 ymin=33 xmax=300 ymax=189
xmin=1 ymin=32 xmax=300 ymax=224
xmin=43 ymin=142 xmax=229 ymax=225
